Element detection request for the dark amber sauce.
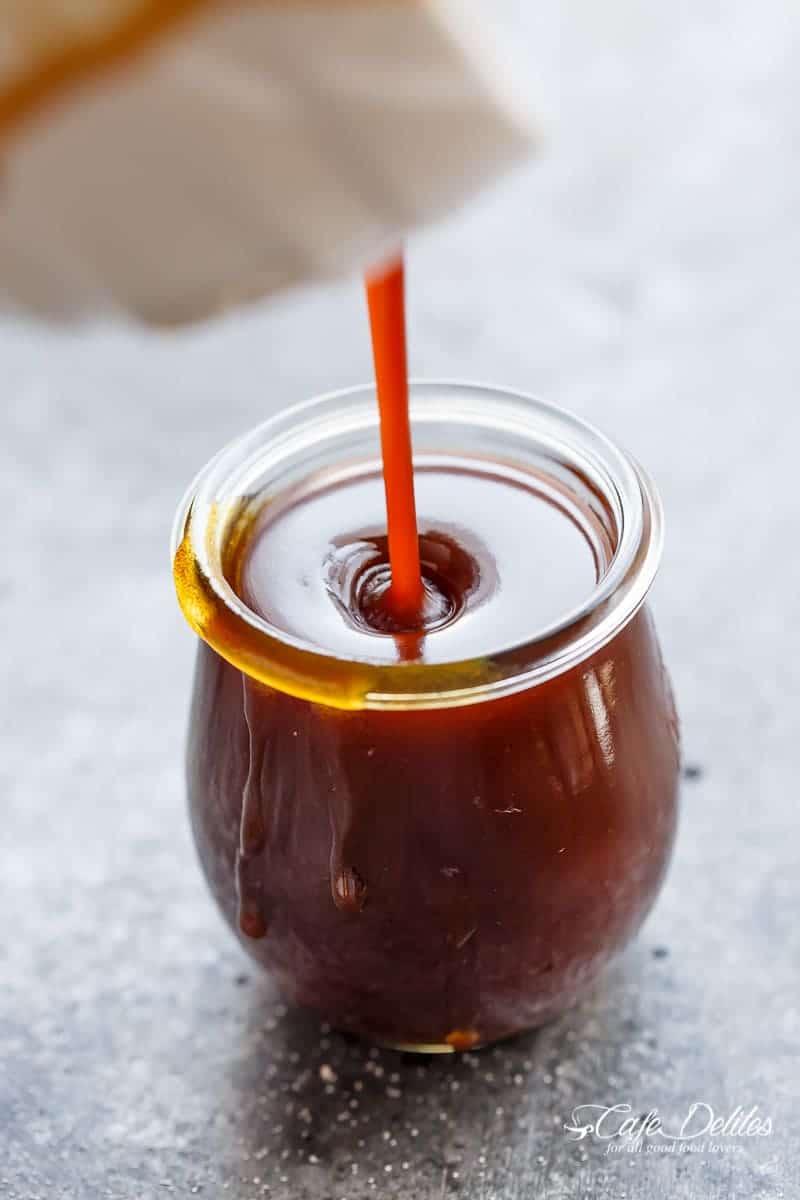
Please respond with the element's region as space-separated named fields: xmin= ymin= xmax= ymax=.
xmin=181 ymin=259 xmax=679 ymax=1049
xmin=187 ymin=599 xmax=679 ymax=1047
xmin=186 ymin=457 xmax=679 ymax=1051
xmin=228 ymin=462 xmax=609 ymax=667
xmin=222 ymin=460 xmax=611 ymax=936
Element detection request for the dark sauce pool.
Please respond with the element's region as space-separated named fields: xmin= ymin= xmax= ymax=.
xmin=182 ymin=458 xmax=679 ymax=1049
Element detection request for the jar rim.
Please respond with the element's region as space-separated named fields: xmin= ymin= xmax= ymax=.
xmin=172 ymin=381 xmax=663 ymax=710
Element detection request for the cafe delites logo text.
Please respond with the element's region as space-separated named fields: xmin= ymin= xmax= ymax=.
xmin=564 ymin=1102 xmax=774 ymax=1156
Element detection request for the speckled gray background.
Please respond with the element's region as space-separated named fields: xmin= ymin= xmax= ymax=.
xmin=2 ymin=2 xmax=798 ymax=1198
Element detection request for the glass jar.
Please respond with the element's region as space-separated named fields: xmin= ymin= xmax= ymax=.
xmin=172 ymin=383 xmax=679 ymax=1051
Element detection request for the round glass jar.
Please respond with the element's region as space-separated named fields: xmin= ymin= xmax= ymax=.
xmin=173 ymin=383 xmax=680 ymax=1051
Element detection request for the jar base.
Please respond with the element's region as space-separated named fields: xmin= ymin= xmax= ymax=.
xmin=377 ymin=1039 xmax=459 ymax=1054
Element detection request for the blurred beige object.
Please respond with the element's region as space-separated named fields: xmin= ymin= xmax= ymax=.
xmin=0 ymin=0 xmax=534 ymax=324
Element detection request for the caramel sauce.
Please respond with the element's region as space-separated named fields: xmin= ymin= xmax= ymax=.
xmin=226 ymin=459 xmax=611 ymax=943
xmin=188 ymin=606 xmax=679 ymax=1047
xmin=365 ymin=257 xmax=423 ymax=624
xmin=176 ymin=263 xmax=679 ymax=1049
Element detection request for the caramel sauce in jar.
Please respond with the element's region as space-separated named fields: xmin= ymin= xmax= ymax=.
xmin=174 ymin=384 xmax=679 ymax=1049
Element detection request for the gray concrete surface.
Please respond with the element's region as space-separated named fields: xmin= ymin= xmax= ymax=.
xmin=2 ymin=2 xmax=798 ymax=1197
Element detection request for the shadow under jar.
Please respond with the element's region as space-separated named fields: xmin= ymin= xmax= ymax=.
xmin=173 ymin=383 xmax=680 ymax=1052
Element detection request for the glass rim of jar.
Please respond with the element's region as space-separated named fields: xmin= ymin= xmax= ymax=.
xmin=172 ymin=381 xmax=664 ymax=711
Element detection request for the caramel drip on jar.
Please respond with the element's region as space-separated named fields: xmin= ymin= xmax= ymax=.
xmin=236 ymin=675 xmax=269 ymax=939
